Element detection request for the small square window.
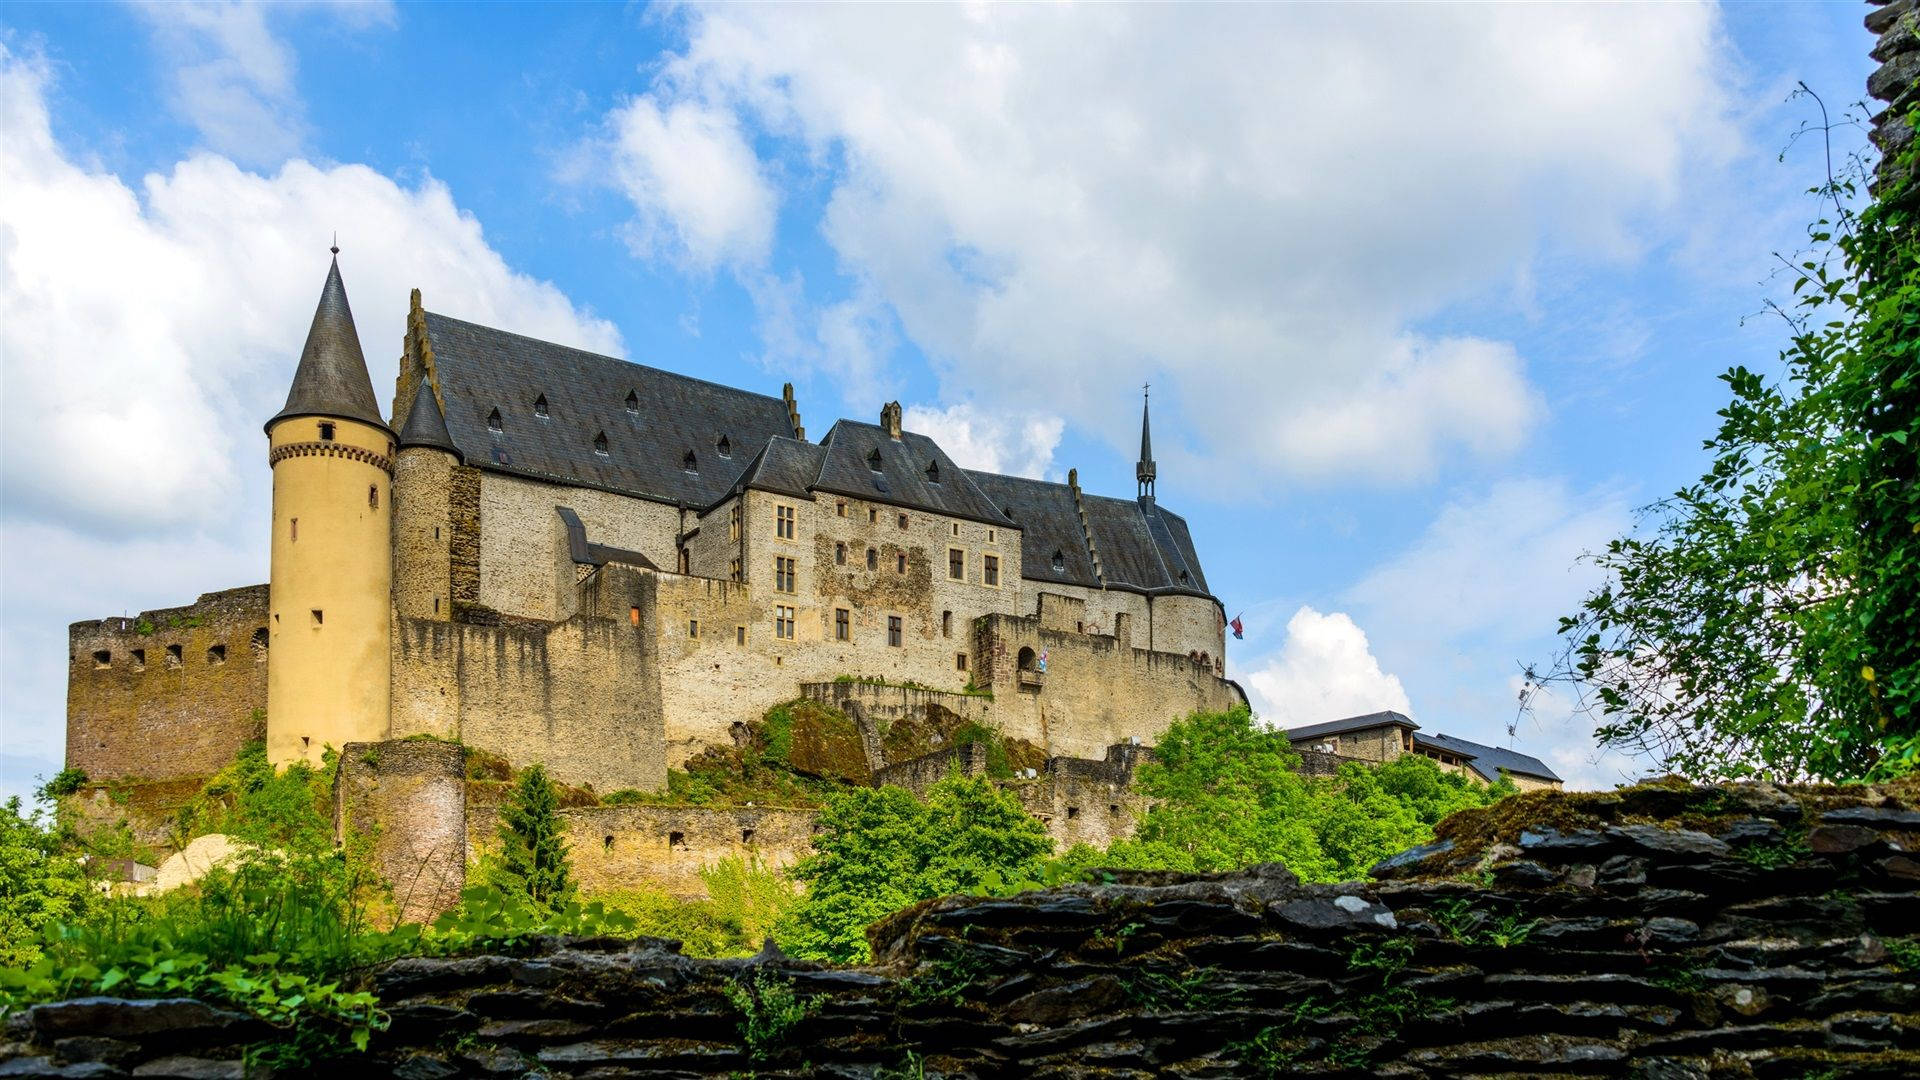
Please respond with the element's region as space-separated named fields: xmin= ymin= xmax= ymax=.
xmin=206 ymin=645 xmax=226 ymax=665
xmin=741 ymin=828 xmax=755 ymax=844
xmin=1066 ymin=806 xmax=1080 ymax=820
xmin=669 ymin=831 xmax=686 ymax=848
xmin=837 ymin=501 xmax=847 ymax=517
xmin=165 ymin=644 xmax=183 ymax=667
xmin=131 ymin=648 xmax=146 ymax=671
xmin=887 ymin=616 xmax=903 ymax=647
xmin=91 ymin=649 xmax=111 ymax=669
xmin=318 ymin=422 xmax=336 ymax=441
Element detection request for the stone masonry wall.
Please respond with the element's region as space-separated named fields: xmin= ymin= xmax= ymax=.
xmin=13 ymin=778 xmax=1916 ymax=1078
xmin=66 ymin=586 xmax=270 ymax=782
xmin=337 ymin=739 xmax=468 ymax=926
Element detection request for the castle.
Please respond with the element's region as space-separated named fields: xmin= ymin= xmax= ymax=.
xmin=67 ymin=253 xmax=1244 ymax=800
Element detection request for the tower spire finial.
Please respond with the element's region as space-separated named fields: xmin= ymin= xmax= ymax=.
xmin=1136 ymin=382 xmax=1156 ymax=501
xmin=330 ymin=232 xmax=339 ymax=256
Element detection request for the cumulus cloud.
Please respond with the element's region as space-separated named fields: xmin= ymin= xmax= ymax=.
xmin=591 ymin=3 xmax=1736 ymax=486
xmin=902 ymin=402 xmax=1062 ymax=479
xmin=606 ymin=95 xmax=778 ymax=270
xmin=0 ymin=45 xmax=616 ymax=801
xmin=130 ymin=0 xmax=396 ymax=165
xmin=1243 ymin=607 xmax=1412 ymax=730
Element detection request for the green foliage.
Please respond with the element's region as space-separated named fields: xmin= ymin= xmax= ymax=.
xmin=1428 ymin=898 xmax=1538 ymax=948
xmin=595 ymin=858 xmax=799 ymax=957
xmin=950 ymin=721 xmax=1013 ymax=778
xmin=486 ymin=764 xmax=574 ymax=912
xmin=1884 ymin=936 xmax=1920 ymax=971
xmin=723 ymin=968 xmax=813 ymax=1062
xmin=780 ymin=776 xmax=1054 ymax=963
xmin=173 ymin=740 xmax=335 ymax=855
xmin=1102 ymin=708 xmax=1509 ymax=882
xmin=36 ymin=768 xmax=89 ymax=800
xmin=0 ymin=798 xmax=96 ymax=967
xmin=1550 ymin=96 xmax=1920 ymax=781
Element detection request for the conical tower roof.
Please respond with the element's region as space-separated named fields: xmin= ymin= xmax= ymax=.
xmin=267 ymin=254 xmax=389 ymax=433
xmin=1136 ymin=387 xmax=1156 ymax=499
xmin=397 ymin=384 xmax=461 ymax=460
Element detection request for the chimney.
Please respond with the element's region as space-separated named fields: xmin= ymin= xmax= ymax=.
xmin=881 ymin=400 xmax=903 ymax=439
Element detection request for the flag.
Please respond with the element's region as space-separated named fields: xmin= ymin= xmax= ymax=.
xmin=1230 ymin=613 xmax=1244 ymax=640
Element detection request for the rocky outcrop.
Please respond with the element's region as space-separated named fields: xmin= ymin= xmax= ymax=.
xmin=1871 ymin=0 xmax=1920 ymax=196
xmin=3 ymin=778 xmax=1917 ymax=1077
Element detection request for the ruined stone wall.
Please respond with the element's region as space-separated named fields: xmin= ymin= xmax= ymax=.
xmin=1011 ymin=749 xmax=1149 ymax=851
xmin=337 ymin=739 xmax=467 ymax=925
xmin=65 ymin=587 xmax=270 ymax=781
xmin=1869 ymin=0 xmax=1918 ymax=197
xmin=21 ymin=779 xmax=1918 ymax=1078
xmin=473 ymin=471 xmax=678 ymax=621
xmin=500 ymin=805 xmax=817 ymax=901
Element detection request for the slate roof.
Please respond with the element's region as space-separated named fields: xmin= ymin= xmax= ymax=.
xmin=1284 ymin=711 xmax=1420 ymax=744
xmin=1414 ymin=732 xmax=1562 ymax=784
xmin=733 ymin=437 xmax=826 ymax=501
xmin=271 ymin=256 xmax=388 ymax=432
xmin=1283 ymin=711 xmax=1561 ymax=783
xmin=421 ymin=312 xmax=797 ymax=506
xmin=813 ymin=421 xmax=1015 ymax=528
xmin=397 ymin=386 xmax=461 ymax=459
xmin=965 ymin=472 xmax=1100 ymax=588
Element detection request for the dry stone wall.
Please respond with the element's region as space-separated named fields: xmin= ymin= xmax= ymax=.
xmin=9 ymin=778 xmax=1918 ymax=1078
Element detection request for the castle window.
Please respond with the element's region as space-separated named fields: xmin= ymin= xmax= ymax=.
xmin=741 ymin=828 xmax=755 ymax=844
xmin=774 ymin=556 xmax=796 ymax=593
xmin=775 ymin=605 xmax=795 ymax=640
xmin=983 ymin=554 xmax=1000 ymax=587
xmin=1110 ymin=804 xmax=1121 ymax=815
xmin=434 ymin=598 xmax=440 ymax=614
xmin=896 ymin=552 xmax=907 ymax=574
xmin=868 ymin=507 xmax=878 ymax=524
xmin=630 ymin=606 xmax=640 ymax=626
xmin=290 ymin=518 xmax=298 ymax=541
xmin=533 ymin=394 xmax=548 ymax=418
xmin=987 ymin=529 xmax=995 ymax=543
xmin=867 ymin=448 xmax=883 ymax=471
xmin=775 ymin=505 xmax=795 ymax=539
xmin=942 ymin=610 xmax=953 ymax=637
xmin=1017 ymin=646 xmax=1036 ymax=670
xmin=729 ymin=558 xmax=741 ymax=582
xmin=1179 ymin=570 xmax=1190 ymax=584
xmin=91 ymin=650 xmax=111 ymax=669
xmin=835 ymin=542 xmax=846 ymax=566
xmin=683 ymin=450 xmax=697 ymax=472
xmin=1051 ymin=550 xmax=1065 ymax=573
xmin=435 ymin=527 xmax=440 ymax=540
xmin=207 ymin=645 xmax=226 ymax=666
xmin=678 ymin=548 xmax=690 ymax=574
xmin=926 ymin=460 xmax=940 ymax=483
xmin=836 ymin=501 xmax=847 ymax=517
xmin=730 ymin=504 xmax=741 ymax=542
xmin=319 ymin=422 xmax=336 ymax=442
xmin=369 ymin=485 xmax=379 ymax=509
xmin=166 ymin=644 xmax=183 ymax=667
xmin=887 ymin=616 xmax=903 ymax=647
xmin=897 ymin=513 xmax=909 ymax=529
xmin=689 ymin=619 xmax=699 ymax=637
xmin=955 ymin=652 xmax=967 ymax=671
xmin=736 ymin=626 xmax=746 ymax=646
xmin=835 ymin=608 xmax=850 ymax=641
xmin=131 ymin=649 xmax=146 ymax=671
xmin=717 ymin=435 xmax=731 ymax=458
xmin=593 ymin=431 xmax=608 ymax=455
xmin=625 ymin=390 xmax=639 ymax=414
xmin=487 ymin=408 xmax=502 ymax=433
xmin=669 ymin=831 xmax=685 ymax=849
xmin=1066 ymin=806 xmax=1080 ymax=820
xmin=948 ymin=549 xmax=964 ymax=580
xmin=604 ymin=834 xmax=614 ymax=851
xmin=866 ymin=548 xmax=878 ymax=571
xmin=311 ymin=610 xmax=323 ymax=627
xmin=952 ymin=523 xmax=960 ymax=537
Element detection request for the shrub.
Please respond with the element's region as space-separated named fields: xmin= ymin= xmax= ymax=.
xmin=0 ymin=798 xmax=95 ymax=967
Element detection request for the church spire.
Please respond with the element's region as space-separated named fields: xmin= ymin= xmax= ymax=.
xmin=267 ymin=248 xmax=389 ymax=434
xmin=1136 ymin=383 xmax=1156 ymax=501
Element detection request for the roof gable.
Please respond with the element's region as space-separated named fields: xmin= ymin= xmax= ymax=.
xmin=814 ymin=420 xmax=1015 ymax=527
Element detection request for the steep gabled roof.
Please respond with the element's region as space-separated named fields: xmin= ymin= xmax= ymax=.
xmin=814 ymin=420 xmax=1016 ymax=527
xmin=1414 ymin=732 xmax=1562 ymax=784
xmin=1284 ymin=711 xmax=1420 ymax=744
xmin=269 ymin=256 xmax=387 ymax=433
xmin=735 ymin=437 xmax=827 ymax=501
xmin=964 ymin=472 xmax=1099 ymax=588
xmin=422 ymin=312 xmax=796 ymax=506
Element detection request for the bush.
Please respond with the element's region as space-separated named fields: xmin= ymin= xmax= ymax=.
xmin=0 ymin=798 xmax=95 ymax=967
xmin=481 ymin=764 xmax=574 ymax=912
xmin=36 ymin=768 xmax=88 ymax=801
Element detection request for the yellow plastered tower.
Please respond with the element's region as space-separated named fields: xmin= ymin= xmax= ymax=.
xmin=265 ymin=250 xmax=394 ymax=767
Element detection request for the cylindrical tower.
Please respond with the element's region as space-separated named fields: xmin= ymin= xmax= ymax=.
xmin=391 ymin=381 xmax=460 ymax=624
xmin=265 ymin=250 xmax=394 ymax=768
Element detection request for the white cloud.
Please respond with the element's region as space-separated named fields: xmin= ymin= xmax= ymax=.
xmin=606 ymin=95 xmax=778 ymax=270
xmin=902 ymin=402 xmax=1062 ymax=480
xmin=0 ymin=45 xmax=617 ymax=802
xmin=130 ymin=1 xmax=396 ymax=165
xmin=1244 ymin=607 xmax=1411 ymax=730
xmin=596 ymin=3 xmax=1736 ymax=486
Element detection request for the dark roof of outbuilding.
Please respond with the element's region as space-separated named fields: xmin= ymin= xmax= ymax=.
xmin=814 ymin=421 xmax=1016 ymax=527
xmin=965 ymin=472 xmax=1100 ymax=588
xmin=421 ymin=311 xmax=797 ymax=506
xmin=270 ymin=256 xmax=388 ymax=433
xmin=1284 ymin=711 xmax=1420 ymax=743
xmin=1413 ymin=732 xmax=1562 ymax=784
xmin=397 ymin=386 xmax=461 ymax=459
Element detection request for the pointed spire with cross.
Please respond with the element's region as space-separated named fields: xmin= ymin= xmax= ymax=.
xmin=1136 ymin=382 xmax=1156 ymax=501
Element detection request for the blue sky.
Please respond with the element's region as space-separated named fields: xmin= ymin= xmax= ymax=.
xmin=0 ymin=2 xmax=1883 ymax=802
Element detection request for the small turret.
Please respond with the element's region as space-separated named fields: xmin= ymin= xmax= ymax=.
xmin=1136 ymin=385 xmax=1156 ymax=501
xmin=397 ymin=383 xmax=461 ymax=460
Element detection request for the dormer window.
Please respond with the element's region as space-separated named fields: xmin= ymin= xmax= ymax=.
xmin=683 ymin=450 xmax=697 ymax=472
xmin=1179 ymin=570 xmax=1190 ymax=583
xmin=487 ymin=408 xmax=503 ymax=433
xmin=1052 ymin=549 xmax=1066 ymax=572
xmin=717 ymin=435 xmax=731 ymax=458
xmin=625 ymin=390 xmax=639 ymax=414
xmin=925 ymin=460 xmax=940 ymax=483
xmin=533 ymin=395 xmax=549 ymax=419
xmin=594 ymin=431 xmax=609 ymax=456
xmin=867 ymin=448 xmax=883 ymax=471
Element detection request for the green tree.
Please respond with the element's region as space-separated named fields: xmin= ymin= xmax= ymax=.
xmin=491 ymin=764 xmax=574 ymax=911
xmin=780 ymin=776 xmax=1051 ymax=963
xmin=1549 ymin=94 xmax=1918 ymax=781
xmin=0 ymin=798 xmax=95 ymax=967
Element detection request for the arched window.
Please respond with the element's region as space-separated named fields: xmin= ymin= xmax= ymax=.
xmin=533 ymin=394 xmax=549 ymax=418
xmin=593 ymin=431 xmax=609 ymax=456
xmin=487 ymin=408 xmax=503 ymax=433
xmin=1017 ymin=646 xmax=1037 ymax=670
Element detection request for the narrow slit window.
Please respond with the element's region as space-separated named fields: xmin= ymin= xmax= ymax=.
xmin=956 ymin=652 xmax=968 ymax=671
xmin=689 ymin=619 xmax=699 ymax=638
xmin=629 ymin=606 xmax=641 ymax=626
xmin=942 ymin=610 xmax=953 ymax=637
xmin=368 ymin=485 xmax=379 ymax=509
xmin=290 ymin=517 xmax=298 ymax=541
xmin=835 ymin=542 xmax=847 ymax=566
xmin=896 ymin=552 xmax=907 ymax=574
xmin=736 ymin=626 xmax=746 ymax=646
xmin=866 ymin=548 xmax=878 ymax=570
xmin=897 ymin=512 xmax=909 ymax=529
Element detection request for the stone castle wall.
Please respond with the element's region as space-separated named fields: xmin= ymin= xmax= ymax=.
xmin=66 ymin=586 xmax=270 ymax=782
xmin=337 ymin=739 xmax=467 ymax=926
